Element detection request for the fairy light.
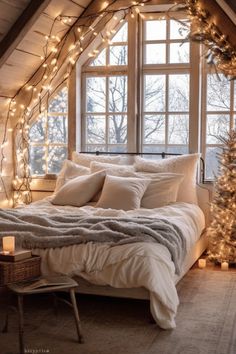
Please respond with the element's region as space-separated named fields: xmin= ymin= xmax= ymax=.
xmin=207 ymin=130 xmax=236 ymax=264
xmin=173 ymin=0 xmax=236 ymax=78
xmin=2 ymin=0 xmax=235 ymax=207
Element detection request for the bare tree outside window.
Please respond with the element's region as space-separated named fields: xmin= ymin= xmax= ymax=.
xmin=81 ymin=14 xmax=235 ymax=179
xmin=205 ymin=74 xmax=235 ymax=179
xmin=84 ymin=22 xmax=128 ymax=152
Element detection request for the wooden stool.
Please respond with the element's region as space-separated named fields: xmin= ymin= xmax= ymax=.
xmin=3 ymin=275 xmax=83 ymax=354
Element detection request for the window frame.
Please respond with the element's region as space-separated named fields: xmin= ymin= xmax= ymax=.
xmin=81 ymin=20 xmax=130 ymax=152
xmin=201 ymin=61 xmax=236 ymax=180
xmin=77 ymin=7 xmax=235 ymax=182
xmin=140 ymin=12 xmax=200 ymax=155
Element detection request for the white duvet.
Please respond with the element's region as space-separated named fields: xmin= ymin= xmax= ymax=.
xmin=23 ymin=198 xmax=205 ymax=329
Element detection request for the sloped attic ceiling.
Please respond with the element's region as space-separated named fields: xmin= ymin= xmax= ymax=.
xmin=0 ymin=0 xmax=92 ymax=98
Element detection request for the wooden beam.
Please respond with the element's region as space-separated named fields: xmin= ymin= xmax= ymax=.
xmin=0 ymin=0 xmax=51 ymax=69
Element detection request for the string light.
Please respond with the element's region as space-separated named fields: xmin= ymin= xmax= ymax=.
xmin=207 ymin=130 xmax=236 ymax=264
xmin=173 ymin=0 xmax=236 ymax=78
xmin=0 ymin=0 xmax=235 ymax=206
xmin=0 ymin=0 xmax=152 ymax=206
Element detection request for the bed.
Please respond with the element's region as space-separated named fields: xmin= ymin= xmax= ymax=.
xmin=0 ymin=153 xmax=210 ymax=329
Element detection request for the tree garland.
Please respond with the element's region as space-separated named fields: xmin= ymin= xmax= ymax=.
xmin=174 ymin=0 xmax=236 ymax=78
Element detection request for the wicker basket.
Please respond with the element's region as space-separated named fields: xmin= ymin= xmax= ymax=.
xmin=0 ymin=256 xmax=41 ymax=286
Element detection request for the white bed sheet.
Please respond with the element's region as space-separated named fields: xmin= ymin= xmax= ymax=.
xmin=23 ymin=199 xmax=205 ymax=329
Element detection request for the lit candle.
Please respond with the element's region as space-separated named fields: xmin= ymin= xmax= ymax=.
xmin=2 ymin=236 xmax=15 ymax=254
xmin=221 ymin=261 xmax=229 ymax=271
xmin=198 ymin=258 xmax=206 ymax=269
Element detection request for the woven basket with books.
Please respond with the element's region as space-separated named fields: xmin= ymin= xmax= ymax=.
xmin=0 ymin=256 xmax=41 ymax=286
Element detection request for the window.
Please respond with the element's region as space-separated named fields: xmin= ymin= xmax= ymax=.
xmin=82 ymin=23 xmax=128 ymax=152
xmin=142 ymin=15 xmax=190 ymax=154
xmin=29 ymin=86 xmax=68 ymax=175
xmin=79 ymin=10 xmax=236 ymax=180
xmin=202 ymin=71 xmax=236 ymax=180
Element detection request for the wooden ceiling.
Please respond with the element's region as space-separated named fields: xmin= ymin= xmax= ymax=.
xmin=0 ymin=0 xmax=31 ymax=42
xmin=0 ymin=0 xmax=92 ymax=98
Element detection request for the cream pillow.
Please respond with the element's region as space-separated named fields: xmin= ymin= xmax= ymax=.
xmin=134 ymin=172 xmax=184 ymax=208
xmin=134 ymin=154 xmax=200 ymax=204
xmin=51 ymin=170 xmax=106 ymax=207
xmin=72 ymin=152 xmax=121 ymax=167
xmin=55 ymin=160 xmax=90 ymax=193
xmin=96 ymin=175 xmax=150 ymax=211
xmin=90 ymin=161 xmax=135 ymax=175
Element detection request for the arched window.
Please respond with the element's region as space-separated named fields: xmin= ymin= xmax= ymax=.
xmin=29 ymin=86 xmax=68 ymax=175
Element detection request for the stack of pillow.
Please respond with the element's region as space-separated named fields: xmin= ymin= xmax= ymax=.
xmin=51 ymin=152 xmax=200 ymax=211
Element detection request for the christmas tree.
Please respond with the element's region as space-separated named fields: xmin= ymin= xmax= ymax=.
xmin=207 ymin=129 xmax=236 ymax=263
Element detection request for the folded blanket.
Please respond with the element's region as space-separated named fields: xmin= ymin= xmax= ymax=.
xmin=0 ymin=209 xmax=186 ymax=274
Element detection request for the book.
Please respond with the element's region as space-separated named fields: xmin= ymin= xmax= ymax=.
xmin=17 ymin=276 xmax=71 ymax=291
xmin=0 ymin=250 xmax=32 ymax=262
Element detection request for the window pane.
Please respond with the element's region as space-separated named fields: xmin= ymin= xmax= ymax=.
xmin=111 ymin=22 xmax=128 ymax=42
xmin=166 ymin=146 xmax=188 ymax=154
xmin=170 ymin=19 xmax=189 ymax=40
xmin=109 ymin=45 xmax=127 ymax=65
xmin=145 ymin=20 xmax=166 ymax=40
xmin=48 ymin=116 xmax=67 ymax=143
xmin=48 ymin=87 xmax=68 ymax=113
xmin=86 ymin=116 xmax=105 ymax=144
xmin=109 ymin=115 xmax=127 ymax=144
xmin=86 ymin=77 xmax=106 ymax=112
xmin=168 ymin=114 xmax=189 ymax=144
xmin=86 ymin=145 xmax=106 ymax=152
xmin=144 ymin=75 xmax=165 ymax=112
xmin=29 ymin=117 xmax=46 ymax=142
xmin=48 ymin=146 xmax=67 ymax=174
xmin=207 ymin=74 xmax=230 ymax=111
xmin=142 ymin=145 xmax=165 ymax=154
xmin=90 ymin=49 xmax=106 ymax=66
xmin=169 ymin=74 xmax=189 ymax=111
xmin=29 ymin=146 xmax=45 ymax=175
xmin=169 ymin=42 xmax=189 ymax=63
xmin=205 ymin=147 xmax=222 ymax=180
xmin=145 ymin=44 xmax=166 ymax=64
xmin=143 ymin=115 xmax=165 ymax=144
xmin=108 ymin=145 xmax=127 ymax=153
xmin=109 ymin=76 xmax=127 ymax=112
xmin=206 ymin=114 xmax=230 ymax=144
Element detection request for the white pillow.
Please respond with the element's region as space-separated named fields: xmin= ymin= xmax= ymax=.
xmin=55 ymin=160 xmax=90 ymax=193
xmin=72 ymin=152 xmax=121 ymax=167
xmin=90 ymin=161 xmax=135 ymax=175
xmin=96 ymin=175 xmax=150 ymax=211
xmin=51 ymin=170 xmax=106 ymax=207
xmin=134 ymin=154 xmax=200 ymax=204
xmin=134 ymin=172 xmax=184 ymax=208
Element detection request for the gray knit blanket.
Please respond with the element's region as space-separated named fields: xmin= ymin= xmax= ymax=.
xmin=0 ymin=209 xmax=186 ymax=274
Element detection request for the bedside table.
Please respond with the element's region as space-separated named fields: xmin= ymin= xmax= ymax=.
xmin=2 ymin=275 xmax=84 ymax=354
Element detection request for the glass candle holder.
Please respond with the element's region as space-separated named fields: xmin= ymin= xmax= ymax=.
xmin=2 ymin=236 xmax=15 ymax=254
xmin=198 ymin=258 xmax=206 ymax=269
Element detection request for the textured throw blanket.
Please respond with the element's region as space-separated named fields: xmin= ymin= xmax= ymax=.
xmin=0 ymin=209 xmax=186 ymax=274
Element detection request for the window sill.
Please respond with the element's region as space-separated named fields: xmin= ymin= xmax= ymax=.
xmin=30 ymin=177 xmax=56 ymax=192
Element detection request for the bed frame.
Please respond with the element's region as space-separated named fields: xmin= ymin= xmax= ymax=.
xmin=74 ymin=152 xmax=210 ymax=300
